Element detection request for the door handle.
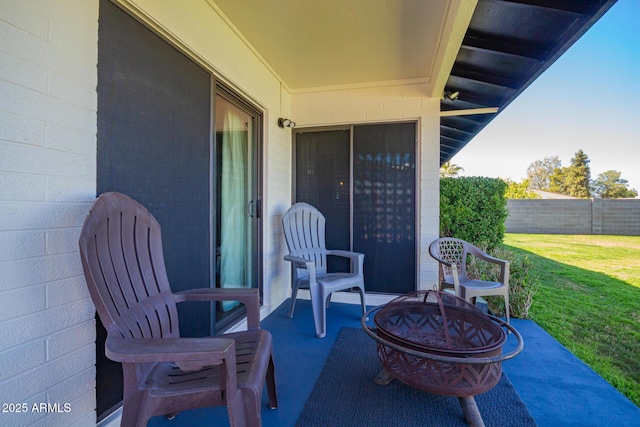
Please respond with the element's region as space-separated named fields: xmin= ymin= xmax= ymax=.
xmin=248 ymin=198 xmax=262 ymax=218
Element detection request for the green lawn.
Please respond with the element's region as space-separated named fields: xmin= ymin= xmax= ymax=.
xmin=502 ymin=234 xmax=640 ymax=407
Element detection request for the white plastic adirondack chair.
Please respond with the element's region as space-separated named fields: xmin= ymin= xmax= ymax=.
xmin=282 ymin=202 xmax=366 ymax=338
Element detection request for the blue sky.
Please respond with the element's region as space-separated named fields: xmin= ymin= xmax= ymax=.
xmin=453 ymin=0 xmax=640 ymax=195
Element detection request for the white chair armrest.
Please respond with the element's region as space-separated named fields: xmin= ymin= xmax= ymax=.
xmin=326 ymin=250 xmax=364 ymax=274
xmin=284 ymin=254 xmax=317 ymax=283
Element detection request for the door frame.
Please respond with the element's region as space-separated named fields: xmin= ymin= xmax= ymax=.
xmin=212 ymin=83 xmax=265 ymax=332
xmin=292 ymin=121 xmax=419 ymax=294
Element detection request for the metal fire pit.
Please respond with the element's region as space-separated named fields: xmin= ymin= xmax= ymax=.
xmin=362 ymin=290 xmax=524 ymax=427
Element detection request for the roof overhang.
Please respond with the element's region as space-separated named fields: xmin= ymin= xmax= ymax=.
xmin=439 ymin=0 xmax=617 ymax=164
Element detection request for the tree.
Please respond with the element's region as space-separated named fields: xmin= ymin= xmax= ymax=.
xmin=526 ymin=155 xmax=561 ymax=190
xmin=503 ymin=179 xmax=541 ymax=199
xmin=548 ymin=166 xmax=568 ymax=194
xmin=439 ymin=161 xmax=464 ymax=178
xmin=591 ymin=170 xmax=638 ymax=198
xmin=564 ymin=149 xmax=591 ymax=198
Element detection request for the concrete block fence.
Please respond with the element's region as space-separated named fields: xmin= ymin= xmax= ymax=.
xmin=505 ymin=199 xmax=640 ymax=235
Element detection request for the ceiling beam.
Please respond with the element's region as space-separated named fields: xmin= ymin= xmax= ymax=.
xmin=453 ymin=90 xmax=506 ymax=108
xmin=440 ymin=124 xmax=473 ymax=136
xmin=495 ymin=0 xmax=598 ymax=15
xmin=448 ymin=67 xmax=523 ymax=89
xmin=441 ymin=113 xmax=488 ymax=127
xmin=440 ymin=107 xmax=499 ymax=117
xmin=462 ymin=31 xmax=550 ymax=61
xmin=440 ymin=136 xmax=466 ymax=150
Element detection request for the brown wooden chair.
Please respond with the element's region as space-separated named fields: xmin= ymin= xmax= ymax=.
xmin=79 ymin=192 xmax=277 ymax=427
xmin=429 ymin=237 xmax=510 ymax=325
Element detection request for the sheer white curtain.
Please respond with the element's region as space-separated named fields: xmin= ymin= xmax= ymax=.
xmin=220 ymin=108 xmax=249 ymax=311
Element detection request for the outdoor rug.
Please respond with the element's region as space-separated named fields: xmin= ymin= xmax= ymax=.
xmin=296 ymin=327 xmax=537 ymax=427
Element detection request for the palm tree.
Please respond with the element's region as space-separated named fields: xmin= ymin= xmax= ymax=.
xmin=440 ymin=161 xmax=464 ymax=178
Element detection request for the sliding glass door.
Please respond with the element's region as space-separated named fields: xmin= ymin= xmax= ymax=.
xmin=294 ymin=123 xmax=416 ymax=294
xmin=214 ymin=91 xmax=262 ymax=323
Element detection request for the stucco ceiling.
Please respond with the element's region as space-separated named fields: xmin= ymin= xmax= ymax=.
xmin=211 ymin=0 xmax=457 ymax=93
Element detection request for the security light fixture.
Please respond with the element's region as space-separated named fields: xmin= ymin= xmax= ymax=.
xmin=278 ymin=118 xmax=296 ymax=128
xmin=444 ymin=90 xmax=460 ymax=101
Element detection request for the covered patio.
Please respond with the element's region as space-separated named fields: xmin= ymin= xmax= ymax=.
xmin=140 ymin=299 xmax=640 ymax=427
xmin=1 ymin=1 xmax=634 ymax=426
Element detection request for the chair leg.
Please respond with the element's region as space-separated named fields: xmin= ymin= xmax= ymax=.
xmin=121 ymin=367 xmax=150 ymax=427
xmin=227 ymin=388 xmax=247 ymax=427
xmin=266 ymin=355 xmax=278 ymax=409
xmin=309 ymin=283 xmax=326 ymax=338
xmin=358 ymin=285 xmax=366 ymax=315
xmin=122 ymin=400 xmax=149 ymax=427
xmin=504 ymin=291 xmax=510 ymax=326
xmin=289 ymin=282 xmax=299 ymax=319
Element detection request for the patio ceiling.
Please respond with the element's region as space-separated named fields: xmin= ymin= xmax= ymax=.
xmin=210 ymin=0 xmax=460 ymax=93
xmin=210 ymin=0 xmax=616 ymax=165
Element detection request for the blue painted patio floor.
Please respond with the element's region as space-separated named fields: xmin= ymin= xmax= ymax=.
xmin=149 ymin=299 xmax=640 ymax=427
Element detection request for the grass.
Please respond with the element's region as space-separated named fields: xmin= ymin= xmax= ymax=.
xmin=502 ymin=234 xmax=640 ymax=408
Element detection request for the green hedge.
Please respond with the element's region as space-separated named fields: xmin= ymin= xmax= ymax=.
xmin=439 ymin=177 xmax=508 ymax=250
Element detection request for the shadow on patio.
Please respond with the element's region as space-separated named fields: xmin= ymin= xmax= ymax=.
xmin=148 ymin=299 xmax=640 ymax=427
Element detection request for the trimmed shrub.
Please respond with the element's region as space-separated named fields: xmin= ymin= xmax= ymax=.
xmin=440 ymin=177 xmax=508 ymax=250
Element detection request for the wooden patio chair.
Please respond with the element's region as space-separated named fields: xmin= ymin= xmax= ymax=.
xmin=429 ymin=237 xmax=510 ymax=325
xmin=79 ymin=192 xmax=277 ymax=427
xmin=282 ymin=202 xmax=366 ymax=338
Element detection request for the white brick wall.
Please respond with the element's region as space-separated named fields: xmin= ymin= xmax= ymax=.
xmin=0 ymin=1 xmax=98 ymax=426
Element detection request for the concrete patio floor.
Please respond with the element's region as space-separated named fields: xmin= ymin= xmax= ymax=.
xmin=148 ymin=298 xmax=640 ymax=427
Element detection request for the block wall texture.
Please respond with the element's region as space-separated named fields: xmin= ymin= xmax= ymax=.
xmin=0 ymin=0 xmax=99 ymax=426
xmin=506 ymin=199 xmax=640 ymax=235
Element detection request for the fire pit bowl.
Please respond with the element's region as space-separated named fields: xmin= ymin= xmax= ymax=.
xmin=361 ymin=290 xmax=524 ymax=426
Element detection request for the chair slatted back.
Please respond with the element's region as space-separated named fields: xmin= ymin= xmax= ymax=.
xmin=79 ymin=192 xmax=180 ymax=339
xmin=282 ymin=203 xmax=328 ymax=278
xmin=431 ymin=238 xmax=470 ymax=282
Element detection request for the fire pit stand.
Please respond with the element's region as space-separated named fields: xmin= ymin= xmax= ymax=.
xmin=361 ymin=290 xmax=524 ymax=427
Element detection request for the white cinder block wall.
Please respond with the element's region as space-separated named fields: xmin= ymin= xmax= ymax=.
xmin=0 ymin=0 xmax=99 ymax=426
